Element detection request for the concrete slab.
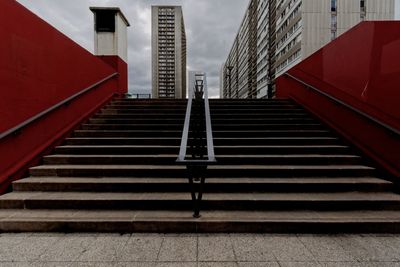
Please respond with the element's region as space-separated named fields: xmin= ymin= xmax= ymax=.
xmin=0 ymin=234 xmax=399 ymax=266
xmin=76 ymin=234 xmax=130 ymax=262
xmin=230 ymin=234 xmax=276 ymax=262
xmin=198 ymin=235 xmax=237 ymax=262
xmin=266 ymin=235 xmax=316 ymax=262
xmin=157 ymin=236 xmax=197 ymax=262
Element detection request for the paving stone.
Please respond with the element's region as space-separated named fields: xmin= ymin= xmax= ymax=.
xmin=198 ymin=262 xmax=237 ymax=267
xmin=0 ymin=235 xmax=28 ymax=262
xmin=0 ymin=263 xmax=72 ymax=267
xmin=76 ymin=234 xmax=130 ymax=262
xmin=238 ymin=262 xmax=280 ymax=267
xmin=0 ymin=235 xmax=60 ymax=262
xmin=198 ymin=235 xmax=236 ymax=262
xmin=117 ymin=234 xmax=163 ymax=261
xmin=278 ymin=262 xmax=322 ymax=267
xmin=156 ymin=262 xmax=197 ymax=267
xmin=298 ymin=235 xmax=356 ymax=262
xmin=0 ymin=263 xmax=36 ymax=267
xmin=319 ymin=262 xmax=363 ymax=267
xmin=230 ymin=235 xmax=276 ymax=262
xmin=69 ymin=262 xmax=120 ymax=267
xmin=157 ymin=236 xmax=196 ymax=262
xmin=266 ymin=235 xmax=315 ymax=262
xmin=38 ymin=235 xmax=96 ymax=262
xmin=341 ymin=235 xmax=400 ymax=262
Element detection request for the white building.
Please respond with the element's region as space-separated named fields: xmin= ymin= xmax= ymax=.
xmin=152 ymin=6 xmax=187 ymax=99
xmin=221 ymin=0 xmax=395 ymax=99
xmin=274 ymin=0 xmax=395 ymax=77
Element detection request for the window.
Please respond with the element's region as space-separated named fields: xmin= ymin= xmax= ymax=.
xmin=360 ymin=0 xmax=366 ymax=19
xmin=95 ymin=11 xmax=116 ymax=32
xmin=331 ymin=0 xmax=337 ymax=12
xmin=331 ymin=30 xmax=337 ymax=40
xmin=360 ymin=0 xmax=366 ymax=9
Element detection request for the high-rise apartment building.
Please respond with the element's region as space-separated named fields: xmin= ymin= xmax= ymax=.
xmin=221 ymin=0 xmax=394 ymax=99
xmin=274 ymin=0 xmax=394 ymax=77
xmin=152 ymin=6 xmax=187 ymax=99
xmin=221 ymin=0 xmax=276 ymax=99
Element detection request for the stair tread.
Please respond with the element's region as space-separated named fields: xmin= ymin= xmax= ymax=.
xmin=84 ymin=123 xmax=322 ymax=126
xmin=1 ymin=209 xmax=400 ymax=221
xmin=14 ymin=177 xmax=391 ymax=185
xmin=44 ymin=154 xmax=361 ymax=158
xmin=30 ymin=165 xmax=374 ymax=170
xmin=1 ymin=191 xmax=399 ymax=201
xmin=66 ymin=137 xmax=338 ymax=140
xmin=56 ymin=145 xmax=349 ymax=148
xmin=74 ymin=130 xmax=331 ymax=133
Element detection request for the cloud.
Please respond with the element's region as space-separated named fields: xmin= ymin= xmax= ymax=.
xmin=16 ymin=0 xmax=249 ymax=98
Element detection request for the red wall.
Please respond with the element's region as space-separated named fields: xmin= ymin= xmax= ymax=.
xmin=98 ymin=56 xmax=128 ymax=95
xmin=277 ymin=21 xmax=400 ymax=178
xmin=0 ymin=0 xmax=126 ymax=191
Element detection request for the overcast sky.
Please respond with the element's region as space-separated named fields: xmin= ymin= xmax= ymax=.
xmin=16 ymin=0 xmax=400 ymax=98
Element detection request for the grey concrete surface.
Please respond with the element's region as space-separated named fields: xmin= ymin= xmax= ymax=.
xmin=0 ymin=233 xmax=400 ymax=266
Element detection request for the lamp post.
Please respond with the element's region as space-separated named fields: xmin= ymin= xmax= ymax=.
xmin=227 ymin=66 xmax=234 ymax=99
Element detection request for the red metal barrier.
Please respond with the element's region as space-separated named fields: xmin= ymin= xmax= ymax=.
xmin=277 ymin=21 xmax=400 ymax=178
xmin=0 ymin=0 xmax=126 ymax=192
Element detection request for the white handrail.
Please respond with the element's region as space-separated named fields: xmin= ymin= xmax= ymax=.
xmin=177 ymin=72 xmax=215 ymax=163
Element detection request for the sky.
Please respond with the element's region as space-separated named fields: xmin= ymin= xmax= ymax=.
xmin=15 ymin=0 xmax=400 ymax=98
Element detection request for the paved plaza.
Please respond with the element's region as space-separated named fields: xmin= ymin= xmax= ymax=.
xmin=0 ymin=233 xmax=400 ymax=266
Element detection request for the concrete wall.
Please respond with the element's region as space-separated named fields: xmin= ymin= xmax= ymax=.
xmin=94 ymin=13 xmax=128 ymax=63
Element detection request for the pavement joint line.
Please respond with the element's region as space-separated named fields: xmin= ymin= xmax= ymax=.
xmin=156 ymin=235 xmax=165 ymax=261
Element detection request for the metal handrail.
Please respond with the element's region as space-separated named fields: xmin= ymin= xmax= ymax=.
xmin=177 ymin=74 xmax=216 ymax=163
xmin=177 ymin=72 xmax=216 ymax=218
xmin=0 ymin=72 xmax=118 ymax=141
xmin=284 ymin=72 xmax=400 ymax=136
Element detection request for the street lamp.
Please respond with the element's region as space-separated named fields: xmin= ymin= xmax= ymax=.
xmin=227 ymin=66 xmax=234 ymax=99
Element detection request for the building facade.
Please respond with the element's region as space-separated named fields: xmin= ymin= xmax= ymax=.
xmin=152 ymin=6 xmax=187 ymax=99
xmin=274 ymin=0 xmax=394 ymax=77
xmin=221 ymin=0 xmax=263 ymax=99
xmin=221 ymin=0 xmax=394 ymax=99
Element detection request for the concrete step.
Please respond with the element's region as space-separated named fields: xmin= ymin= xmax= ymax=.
xmin=88 ymin=118 xmax=316 ymax=125
xmin=100 ymin=109 xmax=187 ymax=115
xmin=106 ymin=104 xmax=300 ymax=110
xmin=72 ymin=130 xmax=334 ymax=138
xmin=80 ymin=123 xmax=325 ymax=131
xmin=1 ymin=191 xmax=399 ymax=211
xmin=64 ymin=137 xmax=341 ymax=146
xmin=13 ymin=177 xmax=393 ymax=193
xmin=43 ymin=154 xmax=363 ymax=165
xmin=106 ymin=104 xmax=188 ymax=109
xmin=93 ymin=113 xmax=186 ymax=119
xmin=111 ymin=99 xmax=293 ymax=104
xmin=93 ymin=113 xmax=311 ymax=119
xmin=53 ymin=145 xmax=353 ymax=155
xmin=28 ymin=164 xmax=376 ymax=178
xmin=1 ymin=209 xmax=400 ymax=233
xmin=100 ymin=108 xmax=306 ymax=114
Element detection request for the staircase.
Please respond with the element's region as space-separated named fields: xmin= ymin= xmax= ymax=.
xmin=1 ymin=98 xmax=400 ymax=233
